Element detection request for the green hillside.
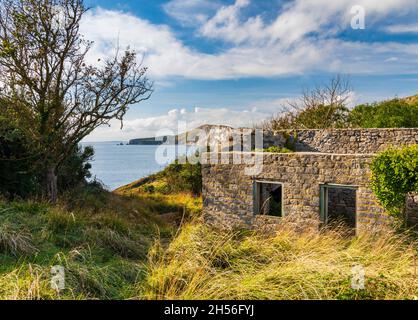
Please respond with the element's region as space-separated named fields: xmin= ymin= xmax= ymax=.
xmin=0 ymin=186 xmax=177 ymax=299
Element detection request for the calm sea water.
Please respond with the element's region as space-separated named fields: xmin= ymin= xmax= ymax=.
xmin=80 ymin=141 xmax=190 ymax=191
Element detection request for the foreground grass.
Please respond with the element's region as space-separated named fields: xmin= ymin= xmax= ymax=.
xmin=0 ymin=185 xmax=191 ymax=300
xmin=142 ymin=221 xmax=417 ymax=300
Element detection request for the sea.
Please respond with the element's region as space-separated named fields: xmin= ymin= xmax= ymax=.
xmin=80 ymin=141 xmax=193 ymax=191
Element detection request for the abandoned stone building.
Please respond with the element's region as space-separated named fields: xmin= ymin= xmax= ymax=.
xmin=202 ymin=128 xmax=418 ymax=234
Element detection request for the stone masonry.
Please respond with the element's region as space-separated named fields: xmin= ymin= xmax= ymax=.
xmin=202 ymin=128 xmax=418 ymax=233
xmin=268 ymin=128 xmax=418 ymax=153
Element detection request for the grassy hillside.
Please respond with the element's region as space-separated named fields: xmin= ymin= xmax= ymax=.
xmin=0 ymin=157 xmax=203 ymax=300
xmin=0 ymin=185 xmax=191 ymax=299
xmin=115 ymin=161 xmax=203 ymax=220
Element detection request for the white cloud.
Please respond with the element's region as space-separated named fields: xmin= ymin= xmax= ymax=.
xmin=199 ymin=0 xmax=417 ymax=45
xmin=80 ymin=8 xmax=323 ymax=80
xmin=200 ymin=0 xmax=263 ymax=44
xmin=163 ymin=0 xmax=221 ymax=26
xmin=79 ymin=2 xmax=418 ymax=81
xmin=384 ymin=23 xmax=418 ymax=34
xmin=80 ymin=8 xmax=203 ymax=78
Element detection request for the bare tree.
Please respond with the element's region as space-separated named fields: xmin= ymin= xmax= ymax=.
xmin=0 ymin=0 xmax=153 ymax=202
xmin=264 ymin=75 xmax=352 ymax=131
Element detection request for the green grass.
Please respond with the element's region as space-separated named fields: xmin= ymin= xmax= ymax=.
xmin=142 ymin=220 xmax=417 ymax=300
xmin=0 ymin=186 xmax=186 ymax=300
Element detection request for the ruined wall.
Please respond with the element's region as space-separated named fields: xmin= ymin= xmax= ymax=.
xmin=268 ymin=128 xmax=418 ymax=154
xmin=202 ymin=152 xmax=391 ymax=233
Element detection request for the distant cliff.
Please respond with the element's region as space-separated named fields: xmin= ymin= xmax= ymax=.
xmin=128 ymin=124 xmax=233 ymax=145
xmin=128 ymin=137 xmax=168 ymax=145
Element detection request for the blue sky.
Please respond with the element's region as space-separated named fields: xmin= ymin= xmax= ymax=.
xmin=81 ymin=0 xmax=418 ymax=141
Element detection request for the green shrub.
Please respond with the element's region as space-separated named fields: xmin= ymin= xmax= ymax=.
xmin=162 ymin=161 xmax=202 ymax=195
xmin=143 ymin=185 xmax=155 ymax=194
xmin=370 ymin=145 xmax=418 ymax=221
xmin=349 ymin=99 xmax=418 ymax=128
xmin=57 ymin=145 xmax=94 ymax=191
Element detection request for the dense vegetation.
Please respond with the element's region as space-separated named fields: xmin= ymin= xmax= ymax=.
xmin=370 ymin=145 xmax=418 ymax=222
xmin=265 ymin=76 xmax=352 ymax=130
xmin=266 ymin=94 xmax=418 ymax=131
xmin=349 ymin=99 xmax=418 ymax=128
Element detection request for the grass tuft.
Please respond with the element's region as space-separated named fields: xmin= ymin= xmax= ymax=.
xmin=0 ymin=223 xmax=37 ymax=256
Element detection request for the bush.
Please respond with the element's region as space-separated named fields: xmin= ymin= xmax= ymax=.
xmin=370 ymin=145 xmax=418 ymax=221
xmin=157 ymin=161 xmax=202 ymax=195
xmin=349 ymin=99 xmax=418 ymax=128
xmin=267 ymin=104 xmax=350 ymax=130
xmin=58 ymin=145 xmax=94 ymax=191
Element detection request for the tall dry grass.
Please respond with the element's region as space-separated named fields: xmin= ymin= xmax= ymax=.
xmin=142 ymin=221 xmax=417 ymax=300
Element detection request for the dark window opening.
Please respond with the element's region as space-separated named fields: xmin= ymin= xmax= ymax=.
xmin=320 ymin=185 xmax=357 ymax=230
xmin=255 ymin=182 xmax=283 ymax=217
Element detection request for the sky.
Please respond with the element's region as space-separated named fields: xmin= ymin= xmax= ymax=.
xmin=81 ymin=0 xmax=418 ymax=141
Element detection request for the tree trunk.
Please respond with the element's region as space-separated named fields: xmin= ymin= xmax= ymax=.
xmin=46 ymin=166 xmax=58 ymax=204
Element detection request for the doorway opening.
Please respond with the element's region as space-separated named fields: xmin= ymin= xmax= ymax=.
xmin=320 ymin=184 xmax=357 ymax=230
xmin=254 ymin=181 xmax=283 ymax=217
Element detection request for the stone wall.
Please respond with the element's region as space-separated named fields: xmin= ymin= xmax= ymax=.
xmin=267 ymin=128 xmax=418 ymax=154
xmin=202 ymin=152 xmax=391 ymax=233
xmin=190 ymin=128 xmax=417 ymax=154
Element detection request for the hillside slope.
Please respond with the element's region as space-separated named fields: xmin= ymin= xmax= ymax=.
xmin=115 ymin=161 xmax=202 ymax=220
xmin=0 ymin=186 xmax=177 ymax=299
